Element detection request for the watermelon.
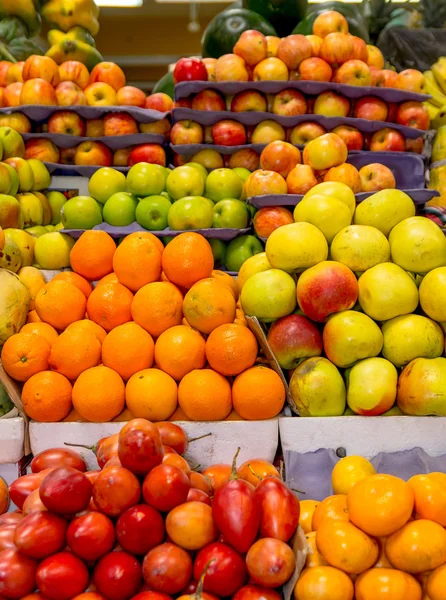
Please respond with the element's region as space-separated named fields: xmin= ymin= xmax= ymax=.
xmin=244 ymin=0 xmax=308 ymax=36
xmin=293 ymin=2 xmax=370 ymax=42
xmin=152 ymin=71 xmax=174 ymax=99
xmin=201 ymin=7 xmax=277 ymax=59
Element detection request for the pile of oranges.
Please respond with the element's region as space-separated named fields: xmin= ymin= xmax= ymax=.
xmin=1 ymin=230 xmax=286 ymax=423
xmin=295 ymin=456 xmax=446 ymax=600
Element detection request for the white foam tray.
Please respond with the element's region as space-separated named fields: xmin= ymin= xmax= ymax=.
xmin=0 ymin=418 xmax=25 ymax=464
xmin=280 ymin=416 xmax=446 ymax=458
xmin=30 ymin=420 xmax=279 ymax=470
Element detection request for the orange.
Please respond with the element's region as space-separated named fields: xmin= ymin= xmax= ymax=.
xmin=52 ymin=271 xmax=93 ymax=298
xmin=70 ymin=231 xmax=116 ymax=281
xmin=113 ymin=407 xmax=135 ymax=422
xmin=63 ymin=408 xmax=84 ymax=422
xmin=102 ymin=322 xmax=154 ymax=381
xmin=126 ymin=231 xmax=164 ymax=255
xmin=205 ymin=323 xmax=258 ymax=376
xmin=374 ymin=537 xmax=393 ymax=569
xmin=386 ymin=520 xmax=446 ymax=574
xmin=300 ymin=500 xmax=321 ymax=534
xmin=429 ymin=472 xmax=446 ymax=487
xmin=178 ymin=369 xmax=232 ymax=421
xmin=35 ymin=281 xmax=87 ymax=330
xmin=225 ymin=409 xmax=243 ymax=421
xmin=22 ymin=371 xmax=72 ymax=422
xmin=72 ymin=365 xmax=125 ymax=422
xmin=202 ymin=464 xmax=232 ymax=492
xmin=113 ymin=235 xmax=162 ymax=292
xmin=305 ymin=533 xmax=329 ymax=568
xmin=87 ymin=283 xmax=133 ymax=332
xmin=26 ymin=310 xmax=41 ymax=323
xmin=183 ymin=279 xmax=236 ymax=335
xmin=408 ymin=474 xmax=446 ymax=526
xmin=355 ymin=568 xmax=423 ymax=600
xmin=312 ymin=495 xmax=350 ymax=531
xmin=161 ymin=232 xmax=214 ymax=289
xmin=1 ymin=333 xmax=50 ymax=382
xmin=169 ymin=405 xmax=190 ymax=421
xmin=132 ymin=282 xmax=183 ymax=338
xmin=347 ymin=474 xmax=414 ymax=537
xmin=237 ymin=458 xmax=280 ymax=487
xmin=210 ymin=270 xmax=239 ymax=299
xmin=96 ymin=273 xmax=120 ymax=287
xmin=332 ymin=456 xmax=376 ymax=495
xmin=154 ymin=325 xmax=206 ymax=380
xmin=428 ymin=564 xmax=446 ymax=600
xmin=125 ymin=368 xmax=178 ymax=421
xmin=65 ymin=320 xmax=107 ymax=344
xmin=294 ymin=566 xmax=354 ymax=600
xmin=49 ymin=330 xmax=101 ymax=380
xmin=316 ymin=520 xmax=379 ymax=574
xmin=232 ymin=365 xmax=285 ymax=420
xmin=20 ymin=322 xmax=58 ymax=346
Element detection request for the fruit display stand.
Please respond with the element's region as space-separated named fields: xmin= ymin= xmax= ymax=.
xmin=0 ymin=365 xmax=26 ymax=485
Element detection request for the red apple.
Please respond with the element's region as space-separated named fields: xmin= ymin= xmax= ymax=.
xmin=286 ymin=164 xmax=318 ymax=194
xmin=396 ymin=69 xmax=426 ymax=94
xmin=128 ymin=144 xmax=166 ymax=167
xmin=174 ymin=57 xmax=208 ymax=84
xmin=215 ymin=54 xmax=249 ymax=82
xmin=146 ymin=92 xmax=174 ymax=112
xmin=272 ymin=89 xmax=307 ymax=117
xmin=252 ymin=120 xmax=286 ymax=144
xmin=60 ymin=147 xmax=76 ymax=165
xmin=5 ymin=62 xmax=24 ymax=85
xmin=244 ymin=170 xmax=288 ymax=197
xmin=171 ymin=120 xmax=203 ymax=145
xmin=74 ymin=141 xmax=113 ymax=166
xmin=20 ymin=79 xmax=57 ymax=106
xmin=174 ymin=97 xmax=192 ymax=109
xmin=381 ymin=69 xmax=398 ymax=88
xmin=332 ymin=125 xmax=364 ymax=151
xmin=139 ymin=118 xmax=171 ymax=138
xmin=289 ymin=122 xmax=326 ymax=146
xmin=314 ymin=91 xmax=350 ymax=117
xmin=86 ymin=118 xmax=105 ymax=137
xmin=25 ymin=138 xmax=60 ymax=163
xmin=84 ymin=82 xmax=117 ymax=106
xmin=370 ymin=67 xmax=386 ymax=87
xmin=303 ymin=133 xmax=348 ymax=171
xmin=366 ymin=45 xmax=385 ymax=70
xmin=253 ymin=206 xmax=294 ymax=239
xmin=320 ymin=33 xmax=354 ymax=66
xmin=203 ymin=58 xmax=217 ymax=81
xmin=23 ymin=55 xmax=60 ymax=86
xmin=297 ymin=261 xmax=358 ymax=322
xmin=298 ymin=57 xmax=332 ymax=82
xmin=117 ymin=86 xmax=146 ymax=108
xmin=0 ymin=61 xmax=12 ymax=87
xmin=396 ymin=101 xmax=430 ymax=130
xmin=324 ymin=163 xmax=362 ymax=193
xmin=113 ymin=148 xmax=131 ymax=166
xmin=48 ymin=111 xmax=86 ymax=136
xmin=369 ymin=128 xmax=405 ymax=152
xmin=231 ymin=90 xmax=267 ymax=112
xmin=59 ymin=61 xmax=90 ymax=90
xmin=334 ymin=60 xmax=371 ymax=86
xmin=313 ymin=11 xmax=348 ymax=38
xmin=267 ymin=314 xmax=323 ymax=368
xmin=405 ymin=137 xmax=424 ymax=154
xmin=228 ymin=148 xmax=260 ymax=171
xmin=89 ymin=62 xmax=126 ymax=91
xmin=277 ymin=34 xmax=312 ymax=70
xmin=354 ymin=96 xmax=388 ymax=121
xmin=192 ymin=89 xmax=226 ymax=112
xmin=234 ymin=30 xmax=268 ymax=66
xmin=103 ymin=113 xmax=139 ymax=136
xmin=350 ymin=36 xmax=368 ymax=62
xmin=55 ymin=81 xmax=87 ymax=106
xmin=4 ymin=82 xmax=23 ymax=107
xmin=212 ymin=120 xmax=246 ymax=146
xmin=359 ymin=163 xmax=396 ymax=192
xmin=260 ymin=140 xmax=301 ymax=178
xmin=386 ymin=102 xmax=398 ymax=122
xmin=253 ymin=58 xmax=289 ymax=81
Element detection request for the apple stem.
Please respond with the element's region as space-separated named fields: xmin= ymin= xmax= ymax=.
xmin=188 ymin=432 xmax=212 ymax=443
xmin=0 ymin=43 xmax=16 ymax=63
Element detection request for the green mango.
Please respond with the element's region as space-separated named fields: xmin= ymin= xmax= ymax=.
xmin=152 ymin=71 xmax=174 ymax=99
xmin=46 ymin=39 xmax=103 ymax=70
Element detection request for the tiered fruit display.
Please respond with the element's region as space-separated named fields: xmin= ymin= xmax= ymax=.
xmin=1 ymin=230 xmax=286 ymax=423
xmin=297 ymin=455 xmax=446 ymax=600
xmin=0 ymin=418 xmax=301 ymax=598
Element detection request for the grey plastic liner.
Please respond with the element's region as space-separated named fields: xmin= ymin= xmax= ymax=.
xmin=44 ymin=162 xmax=130 ymax=176
xmin=61 ymin=223 xmax=250 ymax=240
xmin=23 ymin=132 xmax=167 ymax=150
xmin=285 ymin=447 xmax=446 ymax=501
xmin=0 ymin=105 xmax=169 ymax=123
xmin=175 ymin=80 xmax=430 ymax=103
xmin=172 ymin=108 xmax=427 ymax=139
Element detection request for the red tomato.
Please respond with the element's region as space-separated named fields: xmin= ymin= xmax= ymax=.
xmin=84 ymin=471 xmax=101 ymax=485
xmin=67 ymin=512 xmax=115 ymax=561
xmin=36 ymin=552 xmax=89 ymax=600
xmin=163 ymin=446 xmax=178 ymax=455
xmin=118 ymin=419 xmax=164 ymax=476
xmin=9 ymin=474 xmax=42 ymax=510
xmin=155 ymin=423 xmax=188 ymax=455
xmin=162 ymin=454 xmax=191 ymax=475
xmin=22 ymin=489 xmax=47 ymax=515
xmin=193 ymin=542 xmax=247 ymax=597
xmin=142 ymin=465 xmax=190 ymax=512
xmin=39 ymin=467 xmax=92 ymax=514
xmin=31 ymin=449 xmax=87 ymax=473
xmin=116 ymin=504 xmax=165 ymax=555
xmin=0 ymin=548 xmax=37 ymax=598
xmin=96 ymin=434 xmax=119 ymax=469
xmin=0 ymin=526 xmax=15 ymax=552
xmin=246 ymin=538 xmax=295 ymax=588
xmin=142 ymin=543 xmax=192 ymax=595
xmin=14 ymin=512 xmax=67 ymax=559
xmin=92 ymin=466 xmax=141 ymax=517
xmin=186 ymin=488 xmax=211 ymax=506
xmin=0 ymin=514 xmax=21 ymax=528
xmin=254 ymin=478 xmax=300 ymax=542
xmin=93 ymin=551 xmax=142 ymax=600
xmin=189 ymin=472 xmax=212 ymax=496
xmin=233 ymin=585 xmax=283 ymax=600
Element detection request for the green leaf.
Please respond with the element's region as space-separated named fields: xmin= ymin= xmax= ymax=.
xmin=8 ymin=37 xmax=44 ymax=61
xmin=0 ymin=16 xmax=28 ymax=44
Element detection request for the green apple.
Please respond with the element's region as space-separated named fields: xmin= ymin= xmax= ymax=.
xmin=162 ymin=236 xmax=173 ymax=246
xmin=61 ymin=195 xmax=103 ymax=229
xmin=166 ymin=166 xmax=205 ymax=201
xmin=44 ymin=225 xmax=55 ymax=232
xmin=233 ymin=167 xmax=251 ymax=182
xmin=162 ymin=167 xmax=172 ymax=184
xmin=213 ymin=199 xmax=249 ymax=229
xmin=209 ymin=238 xmax=227 ymax=267
xmin=246 ymin=204 xmax=257 ymax=219
xmin=187 ymin=161 xmax=208 ymax=183
xmin=27 ymin=159 xmax=51 ymax=191
xmin=161 ymin=191 xmax=174 ymax=203
xmin=168 ymin=196 xmax=213 ymax=230
xmin=88 ymin=167 xmax=126 ymax=204
xmin=47 ymin=191 xmax=67 ymax=225
xmin=225 ymin=235 xmax=264 ymax=272
xmin=103 ymin=192 xmax=138 ymax=226
xmin=0 ymin=127 xmax=25 ymax=159
xmin=5 ymin=158 xmax=34 ymax=193
xmin=127 ymin=163 xmax=165 ymax=197
xmin=25 ymin=225 xmax=47 ymax=237
xmin=136 ymin=195 xmax=171 ymax=231
xmin=205 ymin=168 xmax=244 ymax=202
xmin=2 ymin=163 xmax=19 ymax=196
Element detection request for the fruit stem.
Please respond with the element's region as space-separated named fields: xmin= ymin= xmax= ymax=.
xmin=188 ymin=433 xmax=212 ymax=443
xmin=248 ymin=464 xmax=263 ymax=481
xmin=65 ymin=442 xmax=97 ymax=453
xmin=229 ymin=447 xmax=241 ymax=481
xmin=195 ymin=559 xmax=216 ymax=600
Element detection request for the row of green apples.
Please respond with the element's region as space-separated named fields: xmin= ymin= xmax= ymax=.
xmin=237 ymin=181 xmax=446 ymax=417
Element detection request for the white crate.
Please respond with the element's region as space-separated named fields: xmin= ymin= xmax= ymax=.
xmin=0 ymin=418 xmax=25 ymax=464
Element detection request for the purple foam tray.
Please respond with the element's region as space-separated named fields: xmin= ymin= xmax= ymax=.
xmin=23 ymin=132 xmax=167 ymax=150
xmin=62 ymin=223 xmax=250 ymax=241
xmin=248 ymin=188 xmax=439 ymax=209
xmin=0 ymin=105 xmax=169 ymax=124
xmin=172 ymin=108 xmax=426 ymax=140
xmin=175 ymin=80 xmax=430 ymax=104
xmin=45 ymin=162 xmax=130 ymax=177
xmin=285 ymin=447 xmax=446 ymax=501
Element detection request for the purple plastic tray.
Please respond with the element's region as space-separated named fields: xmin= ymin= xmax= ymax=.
xmin=0 ymin=105 xmax=169 ymax=123
xmin=173 ymin=108 xmax=426 ymax=140
xmin=23 ymin=132 xmax=166 ymax=150
xmin=62 ymin=223 xmax=250 ymax=240
xmin=175 ymin=80 xmax=430 ymax=104
xmin=44 ymin=162 xmax=130 ymax=176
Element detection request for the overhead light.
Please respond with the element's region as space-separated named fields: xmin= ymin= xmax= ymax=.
xmin=96 ymin=0 xmax=143 ymax=7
